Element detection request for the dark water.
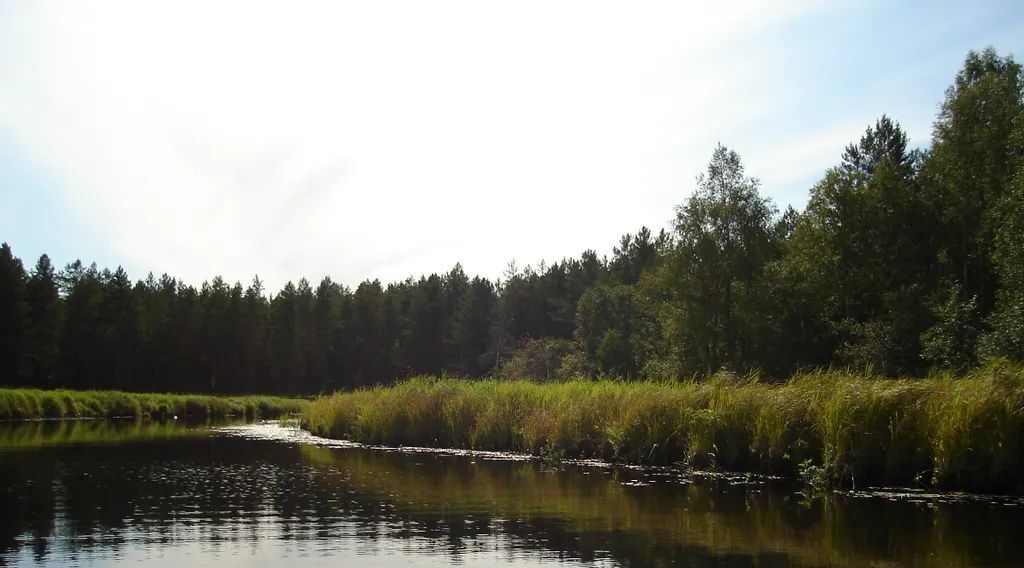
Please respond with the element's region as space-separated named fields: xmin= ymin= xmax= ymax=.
xmin=2 ymin=421 xmax=1023 ymax=567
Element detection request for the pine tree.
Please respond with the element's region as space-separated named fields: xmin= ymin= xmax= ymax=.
xmin=0 ymin=244 xmax=27 ymax=384
xmin=24 ymin=255 xmax=60 ymax=387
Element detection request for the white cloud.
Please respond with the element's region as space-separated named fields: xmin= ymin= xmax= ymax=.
xmin=0 ymin=0 xmax=826 ymax=289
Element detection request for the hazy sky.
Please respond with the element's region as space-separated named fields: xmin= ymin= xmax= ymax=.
xmin=1 ymin=1 xmax=1022 ymax=290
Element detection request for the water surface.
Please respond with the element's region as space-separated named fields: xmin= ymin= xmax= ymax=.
xmin=1 ymin=420 xmax=1022 ymax=567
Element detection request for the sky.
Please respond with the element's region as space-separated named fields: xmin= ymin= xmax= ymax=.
xmin=1 ymin=0 xmax=1022 ymax=291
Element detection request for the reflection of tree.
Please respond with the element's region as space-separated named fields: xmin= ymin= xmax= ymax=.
xmin=2 ymin=425 xmax=1023 ymax=567
xmin=300 ymin=445 xmax=1024 ymax=567
xmin=0 ymin=449 xmax=58 ymax=563
xmin=0 ymin=419 xmax=208 ymax=448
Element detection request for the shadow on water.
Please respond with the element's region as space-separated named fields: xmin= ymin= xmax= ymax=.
xmin=1 ymin=421 xmax=1023 ymax=567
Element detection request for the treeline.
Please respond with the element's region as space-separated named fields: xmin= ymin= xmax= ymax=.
xmin=1 ymin=47 xmax=1023 ymax=394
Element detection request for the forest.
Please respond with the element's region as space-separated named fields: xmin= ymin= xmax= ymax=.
xmin=1 ymin=47 xmax=1022 ymax=396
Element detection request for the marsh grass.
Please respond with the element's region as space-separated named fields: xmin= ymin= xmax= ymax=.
xmin=303 ymin=362 xmax=1024 ymax=492
xmin=0 ymin=388 xmax=308 ymax=421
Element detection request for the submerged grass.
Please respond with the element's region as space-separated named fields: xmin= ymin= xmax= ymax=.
xmin=303 ymin=362 xmax=1024 ymax=493
xmin=0 ymin=388 xmax=308 ymax=421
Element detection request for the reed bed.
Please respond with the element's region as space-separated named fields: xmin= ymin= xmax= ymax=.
xmin=0 ymin=388 xmax=308 ymax=421
xmin=303 ymin=363 xmax=1024 ymax=492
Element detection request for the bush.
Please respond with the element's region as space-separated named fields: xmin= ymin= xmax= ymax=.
xmin=493 ymin=338 xmax=587 ymax=381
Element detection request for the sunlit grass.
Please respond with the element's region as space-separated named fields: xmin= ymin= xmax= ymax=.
xmin=303 ymin=362 xmax=1024 ymax=492
xmin=0 ymin=388 xmax=308 ymax=421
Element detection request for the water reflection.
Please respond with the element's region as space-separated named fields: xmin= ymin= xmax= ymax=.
xmin=1 ymin=421 xmax=1022 ymax=567
xmin=0 ymin=418 xmax=219 ymax=449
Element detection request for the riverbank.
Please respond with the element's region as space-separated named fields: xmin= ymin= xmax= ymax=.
xmin=303 ymin=363 xmax=1024 ymax=493
xmin=0 ymin=388 xmax=308 ymax=420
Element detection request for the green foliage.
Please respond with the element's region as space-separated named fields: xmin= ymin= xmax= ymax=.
xmin=922 ymin=284 xmax=980 ymax=371
xmin=0 ymin=243 xmax=26 ymax=384
xmin=493 ymin=338 xmax=585 ymax=381
xmin=981 ymin=298 xmax=1024 ymax=361
xmin=786 ymin=117 xmax=932 ymax=375
xmin=980 ymin=132 xmax=1024 ymax=360
xmin=575 ymin=284 xmax=658 ymax=377
xmin=654 ymin=145 xmax=779 ymax=376
xmin=609 ymin=226 xmax=666 ymax=284
xmin=924 ymin=47 xmax=1023 ymax=321
xmin=23 ymin=254 xmax=60 ymax=388
xmin=449 ymin=274 xmax=498 ymax=376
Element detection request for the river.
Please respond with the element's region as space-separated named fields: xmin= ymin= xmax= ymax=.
xmin=1 ymin=419 xmax=1022 ymax=567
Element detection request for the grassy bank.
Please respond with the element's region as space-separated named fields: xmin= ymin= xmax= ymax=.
xmin=303 ymin=363 xmax=1024 ymax=493
xmin=0 ymin=388 xmax=308 ymax=421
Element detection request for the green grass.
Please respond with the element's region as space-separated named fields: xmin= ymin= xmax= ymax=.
xmin=302 ymin=362 xmax=1024 ymax=493
xmin=0 ymin=388 xmax=308 ymax=421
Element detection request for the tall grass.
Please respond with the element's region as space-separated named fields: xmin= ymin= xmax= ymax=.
xmin=303 ymin=362 xmax=1024 ymax=493
xmin=0 ymin=388 xmax=308 ymax=421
